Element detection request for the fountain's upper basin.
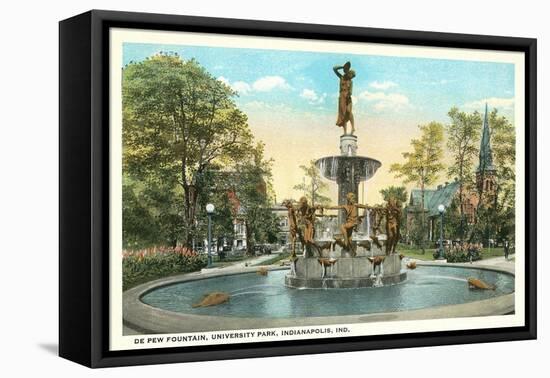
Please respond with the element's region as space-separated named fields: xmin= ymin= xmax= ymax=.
xmin=315 ymin=155 xmax=382 ymax=181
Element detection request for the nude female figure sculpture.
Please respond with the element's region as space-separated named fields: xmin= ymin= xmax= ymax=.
xmin=333 ymin=61 xmax=356 ymax=135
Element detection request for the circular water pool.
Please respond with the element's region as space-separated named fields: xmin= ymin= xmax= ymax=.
xmin=140 ymin=265 xmax=514 ymax=318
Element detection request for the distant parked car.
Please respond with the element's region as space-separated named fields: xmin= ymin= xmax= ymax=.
xmin=434 ymin=239 xmax=451 ymax=248
xmin=253 ymin=244 xmax=272 ymax=256
xmin=229 ymin=249 xmax=245 ymax=258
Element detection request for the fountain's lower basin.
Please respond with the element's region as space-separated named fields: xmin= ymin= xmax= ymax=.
xmin=136 ymin=265 xmax=514 ymax=320
xmin=286 ymin=254 xmax=405 ymax=288
xmin=124 ymin=264 xmax=514 ymax=334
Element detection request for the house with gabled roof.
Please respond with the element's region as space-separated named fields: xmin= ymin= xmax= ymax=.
xmin=406 ymin=179 xmax=474 ymax=241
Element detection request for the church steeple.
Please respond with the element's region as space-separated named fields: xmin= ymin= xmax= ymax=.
xmin=477 ymin=103 xmax=496 ymax=173
xmin=476 ymin=103 xmax=497 ymax=203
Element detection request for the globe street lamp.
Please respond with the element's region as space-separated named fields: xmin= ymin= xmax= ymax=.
xmin=437 ymin=204 xmax=445 ymax=260
xmin=206 ymin=203 xmax=215 ymax=268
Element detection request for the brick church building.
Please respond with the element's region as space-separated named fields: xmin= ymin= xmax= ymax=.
xmin=406 ymin=104 xmax=497 ymax=242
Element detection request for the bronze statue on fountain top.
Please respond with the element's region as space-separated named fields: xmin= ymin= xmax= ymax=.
xmin=333 ymin=61 xmax=356 ymax=136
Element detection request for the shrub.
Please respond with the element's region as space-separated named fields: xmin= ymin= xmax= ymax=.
xmin=123 ymin=246 xmax=207 ymax=290
xmin=434 ymin=243 xmax=482 ymax=263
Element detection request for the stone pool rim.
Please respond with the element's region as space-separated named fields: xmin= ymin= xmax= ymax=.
xmin=123 ymin=261 xmax=515 ymax=335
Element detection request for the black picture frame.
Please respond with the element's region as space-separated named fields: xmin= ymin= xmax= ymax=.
xmin=59 ymin=9 xmax=537 ymax=368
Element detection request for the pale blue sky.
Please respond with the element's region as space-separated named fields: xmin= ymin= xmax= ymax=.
xmin=122 ymin=42 xmax=516 ymax=203
xmin=123 ymin=42 xmax=515 ymax=123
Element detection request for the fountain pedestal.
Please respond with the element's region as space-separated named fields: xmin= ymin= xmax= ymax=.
xmin=285 ymin=254 xmax=406 ymax=289
xmin=339 ymin=134 xmax=358 ymax=155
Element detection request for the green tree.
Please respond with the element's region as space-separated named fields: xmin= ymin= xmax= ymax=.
xmin=473 ymin=109 xmax=516 ymax=245
xmin=196 ymin=167 xmax=239 ymax=253
xmin=390 ymin=122 xmax=445 ymax=252
xmin=293 ymin=159 xmax=331 ymax=206
xmin=407 ymin=208 xmax=425 ymax=248
xmin=490 ymin=109 xmax=516 ymax=215
xmin=442 ymin=197 xmax=463 ymax=240
xmin=380 ymin=186 xmax=408 ymax=203
xmin=122 ymin=174 xmax=185 ymax=249
xmin=122 ymin=177 xmax=161 ymax=249
xmin=234 ymin=143 xmax=281 ymax=256
xmin=446 ymin=107 xmax=482 ymax=238
xmin=122 ymin=53 xmax=254 ymax=247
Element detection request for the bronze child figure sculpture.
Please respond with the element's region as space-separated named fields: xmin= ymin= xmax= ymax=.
xmin=295 ymin=197 xmax=324 ymax=257
xmin=325 ymin=192 xmax=369 ymax=254
xmin=282 ymin=199 xmax=298 ymax=260
xmin=384 ymin=197 xmax=402 ymax=255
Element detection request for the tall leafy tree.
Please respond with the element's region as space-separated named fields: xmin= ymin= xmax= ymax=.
xmin=446 ymin=107 xmax=482 ymax=238
xmin=380 ymin=186 xmax=408 ymax=203
xmin=122 ymin=176 xmax=161 ymax=249
xmin=122 ymin=173 xmax=186 ymax=249
xmin=234 ymin=143 xmax=280 ymax=255
xmin=122 ymin=53 xmax=254 ymax=246
xmin=474 ymin=109 xmax=516 ymax=244
xmin=196 ymin=167 xmax=239 ymax=252
xmin=293 ymin=159 xmax=331 ymax=206
xmin=490 ymin=109 xmax=516 ymax=213
xmin=390 ymin=122 xmax=445 ymax=252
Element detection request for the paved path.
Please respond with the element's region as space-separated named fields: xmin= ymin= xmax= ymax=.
xmin=225 ymin=252 xmax=281 ymax=269
xmin=471 ymin=255 xmax=515 ymax=270
xmin=200 ymin=251 xmax=284 ymax=274
xmin=410 ymin=254 xmax=516 ymax=273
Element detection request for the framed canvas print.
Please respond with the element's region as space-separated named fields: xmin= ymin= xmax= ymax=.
xmin=59 ymin=10 xmax=537 ymax=368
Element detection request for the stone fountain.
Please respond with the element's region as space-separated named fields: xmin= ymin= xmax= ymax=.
xmin=284 ymin=61 xmax=406 ymax=289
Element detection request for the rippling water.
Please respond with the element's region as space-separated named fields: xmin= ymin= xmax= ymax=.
xmin=140 ymin=266 xmax=514 ymax=318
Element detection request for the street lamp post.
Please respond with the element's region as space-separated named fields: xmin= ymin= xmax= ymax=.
xmin=206 ymin=203 xmax=215 ymax=268
xmin=437 ymin=204 xmax=445 ymax=260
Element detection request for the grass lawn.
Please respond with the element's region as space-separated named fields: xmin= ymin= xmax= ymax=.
xmin=210 ymin=254 xmax=250 ymax=268
xmin=399 ymin=248 xmax=436 ymax=261
xmin=480 ymin=247 xmax=505 ymax=258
